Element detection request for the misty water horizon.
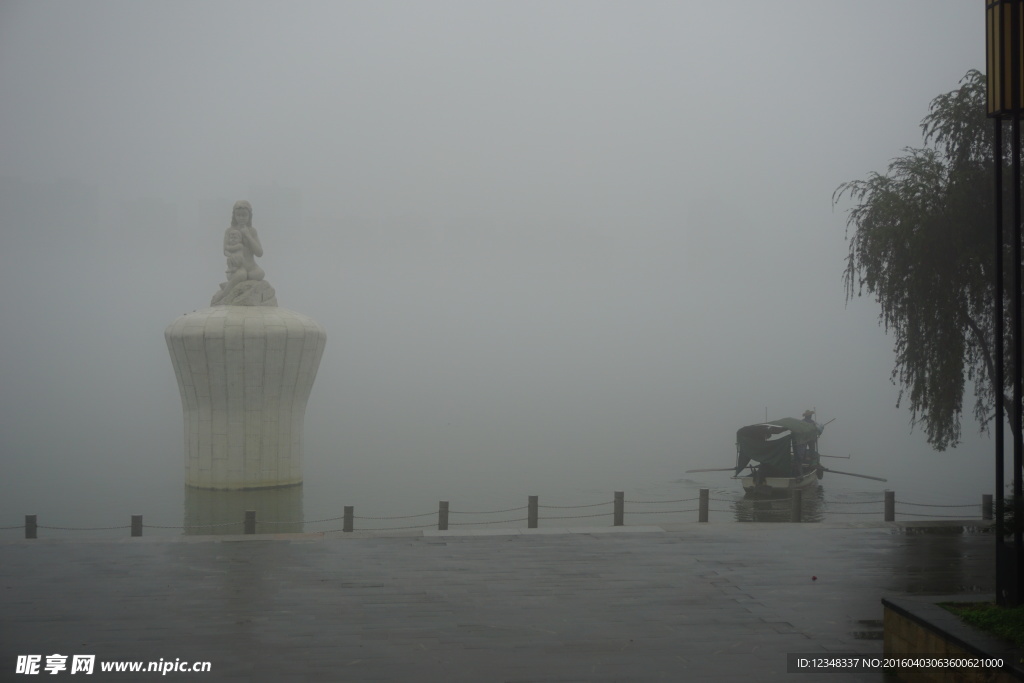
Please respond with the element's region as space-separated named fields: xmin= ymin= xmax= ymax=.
xmin=0 ymin=423 xmax=991 ymax=537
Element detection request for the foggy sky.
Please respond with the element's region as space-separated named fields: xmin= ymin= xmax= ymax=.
xmin=0 ymin=1 xmax=995 ymax=519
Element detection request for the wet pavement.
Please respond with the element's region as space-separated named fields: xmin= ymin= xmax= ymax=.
xmin=0 ymin=522 xmax=996 ymax=682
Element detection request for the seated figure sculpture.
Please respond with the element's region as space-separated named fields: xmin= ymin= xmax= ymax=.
xmin=211 ymin=200 xmax=277 ymax=306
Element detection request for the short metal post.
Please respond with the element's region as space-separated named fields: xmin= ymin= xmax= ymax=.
xmin=790 ymin=490 xmax=802 ymax=523
xmin=983 ymin=494 xmax=994 ymax=521
xmin=438 ymin=501 xmax=449 ymax=531
xmin=131 ymin=515 xmax=143 ymax=537
xmin=343 ymin=506 xmax=354 ymax=532
xmin=884 ymin=490 xmax=895 ymax=522
xmin=528 ymin=496 xmax=538 ymax=529
xmin=699 ymin=489 xmax=709 ymax=523
xmin=613 ymin=491 xmax=624 ymax=526
xmin=244 ymin=510 xmax=256 ymax=535
xmin=25 ymin=514 xmax=36 ymax=540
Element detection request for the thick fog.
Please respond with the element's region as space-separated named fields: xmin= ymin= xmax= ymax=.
xmin=0 ymin=1 xmax=997 ymax=525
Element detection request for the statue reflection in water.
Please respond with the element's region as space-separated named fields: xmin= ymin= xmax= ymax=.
xmin=732 ymin=486 xmax=825 ymax=523
xmin=184 ymin=485 xmax=304 ymax=535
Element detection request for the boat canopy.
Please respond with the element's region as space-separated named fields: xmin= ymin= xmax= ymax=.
xmin=734 ymin=417 xmax=822 ymax=474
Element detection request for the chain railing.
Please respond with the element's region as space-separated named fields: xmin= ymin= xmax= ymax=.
xmin=3 ymin=491 xmax=995 ymax=538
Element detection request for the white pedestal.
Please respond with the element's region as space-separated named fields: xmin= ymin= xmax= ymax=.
xmin=165 ymin=306 xmax=326 ymax=490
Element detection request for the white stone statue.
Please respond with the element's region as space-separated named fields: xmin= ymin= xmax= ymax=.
xmin=211 ymin=200 xmax=277 ymax=306
xmin=167 ymin=199 xmax=326 ymax=490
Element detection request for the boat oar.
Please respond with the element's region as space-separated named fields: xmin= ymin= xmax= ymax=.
xmin=820 ymin=466 xmax=886 ymax=482
xmin=818 ymin=453 xmax=851 ymax=460
xmin=685 ymin=467 xmax=739 ymax=473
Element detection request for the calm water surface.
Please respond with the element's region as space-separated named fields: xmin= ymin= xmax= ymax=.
xmin=0 ymin=452 xmax=990 ymax=539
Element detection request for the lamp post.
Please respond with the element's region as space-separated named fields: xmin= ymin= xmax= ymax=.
xmin=986 ymin=0 xmax=1024 ymax=607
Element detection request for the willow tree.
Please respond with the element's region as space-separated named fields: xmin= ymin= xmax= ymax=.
xmin=835 ymin=69 xmax=1010 ymax=451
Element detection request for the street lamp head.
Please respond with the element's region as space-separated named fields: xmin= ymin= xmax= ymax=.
xmin=987 ymin=0 xmax=1024 ymax=118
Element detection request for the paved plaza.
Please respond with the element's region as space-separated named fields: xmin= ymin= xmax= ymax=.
xmin=0 ymin=523 xmax=996 ymax=682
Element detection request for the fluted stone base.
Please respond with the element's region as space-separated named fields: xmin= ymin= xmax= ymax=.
xmin=165 ymin=306 xmax=326 ymax=490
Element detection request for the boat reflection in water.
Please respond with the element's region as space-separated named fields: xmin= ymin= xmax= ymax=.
xmin=184 ymin=484 xmax=304 ymax=535
xmin=732 ymin=485 xmax=825 ymax=523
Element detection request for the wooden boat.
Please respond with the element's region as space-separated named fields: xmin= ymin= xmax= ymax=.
xmin=734 ymin=418 xmax=824 ymax=497
xmin=684 ymin=417 xmax=885 ymax=496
